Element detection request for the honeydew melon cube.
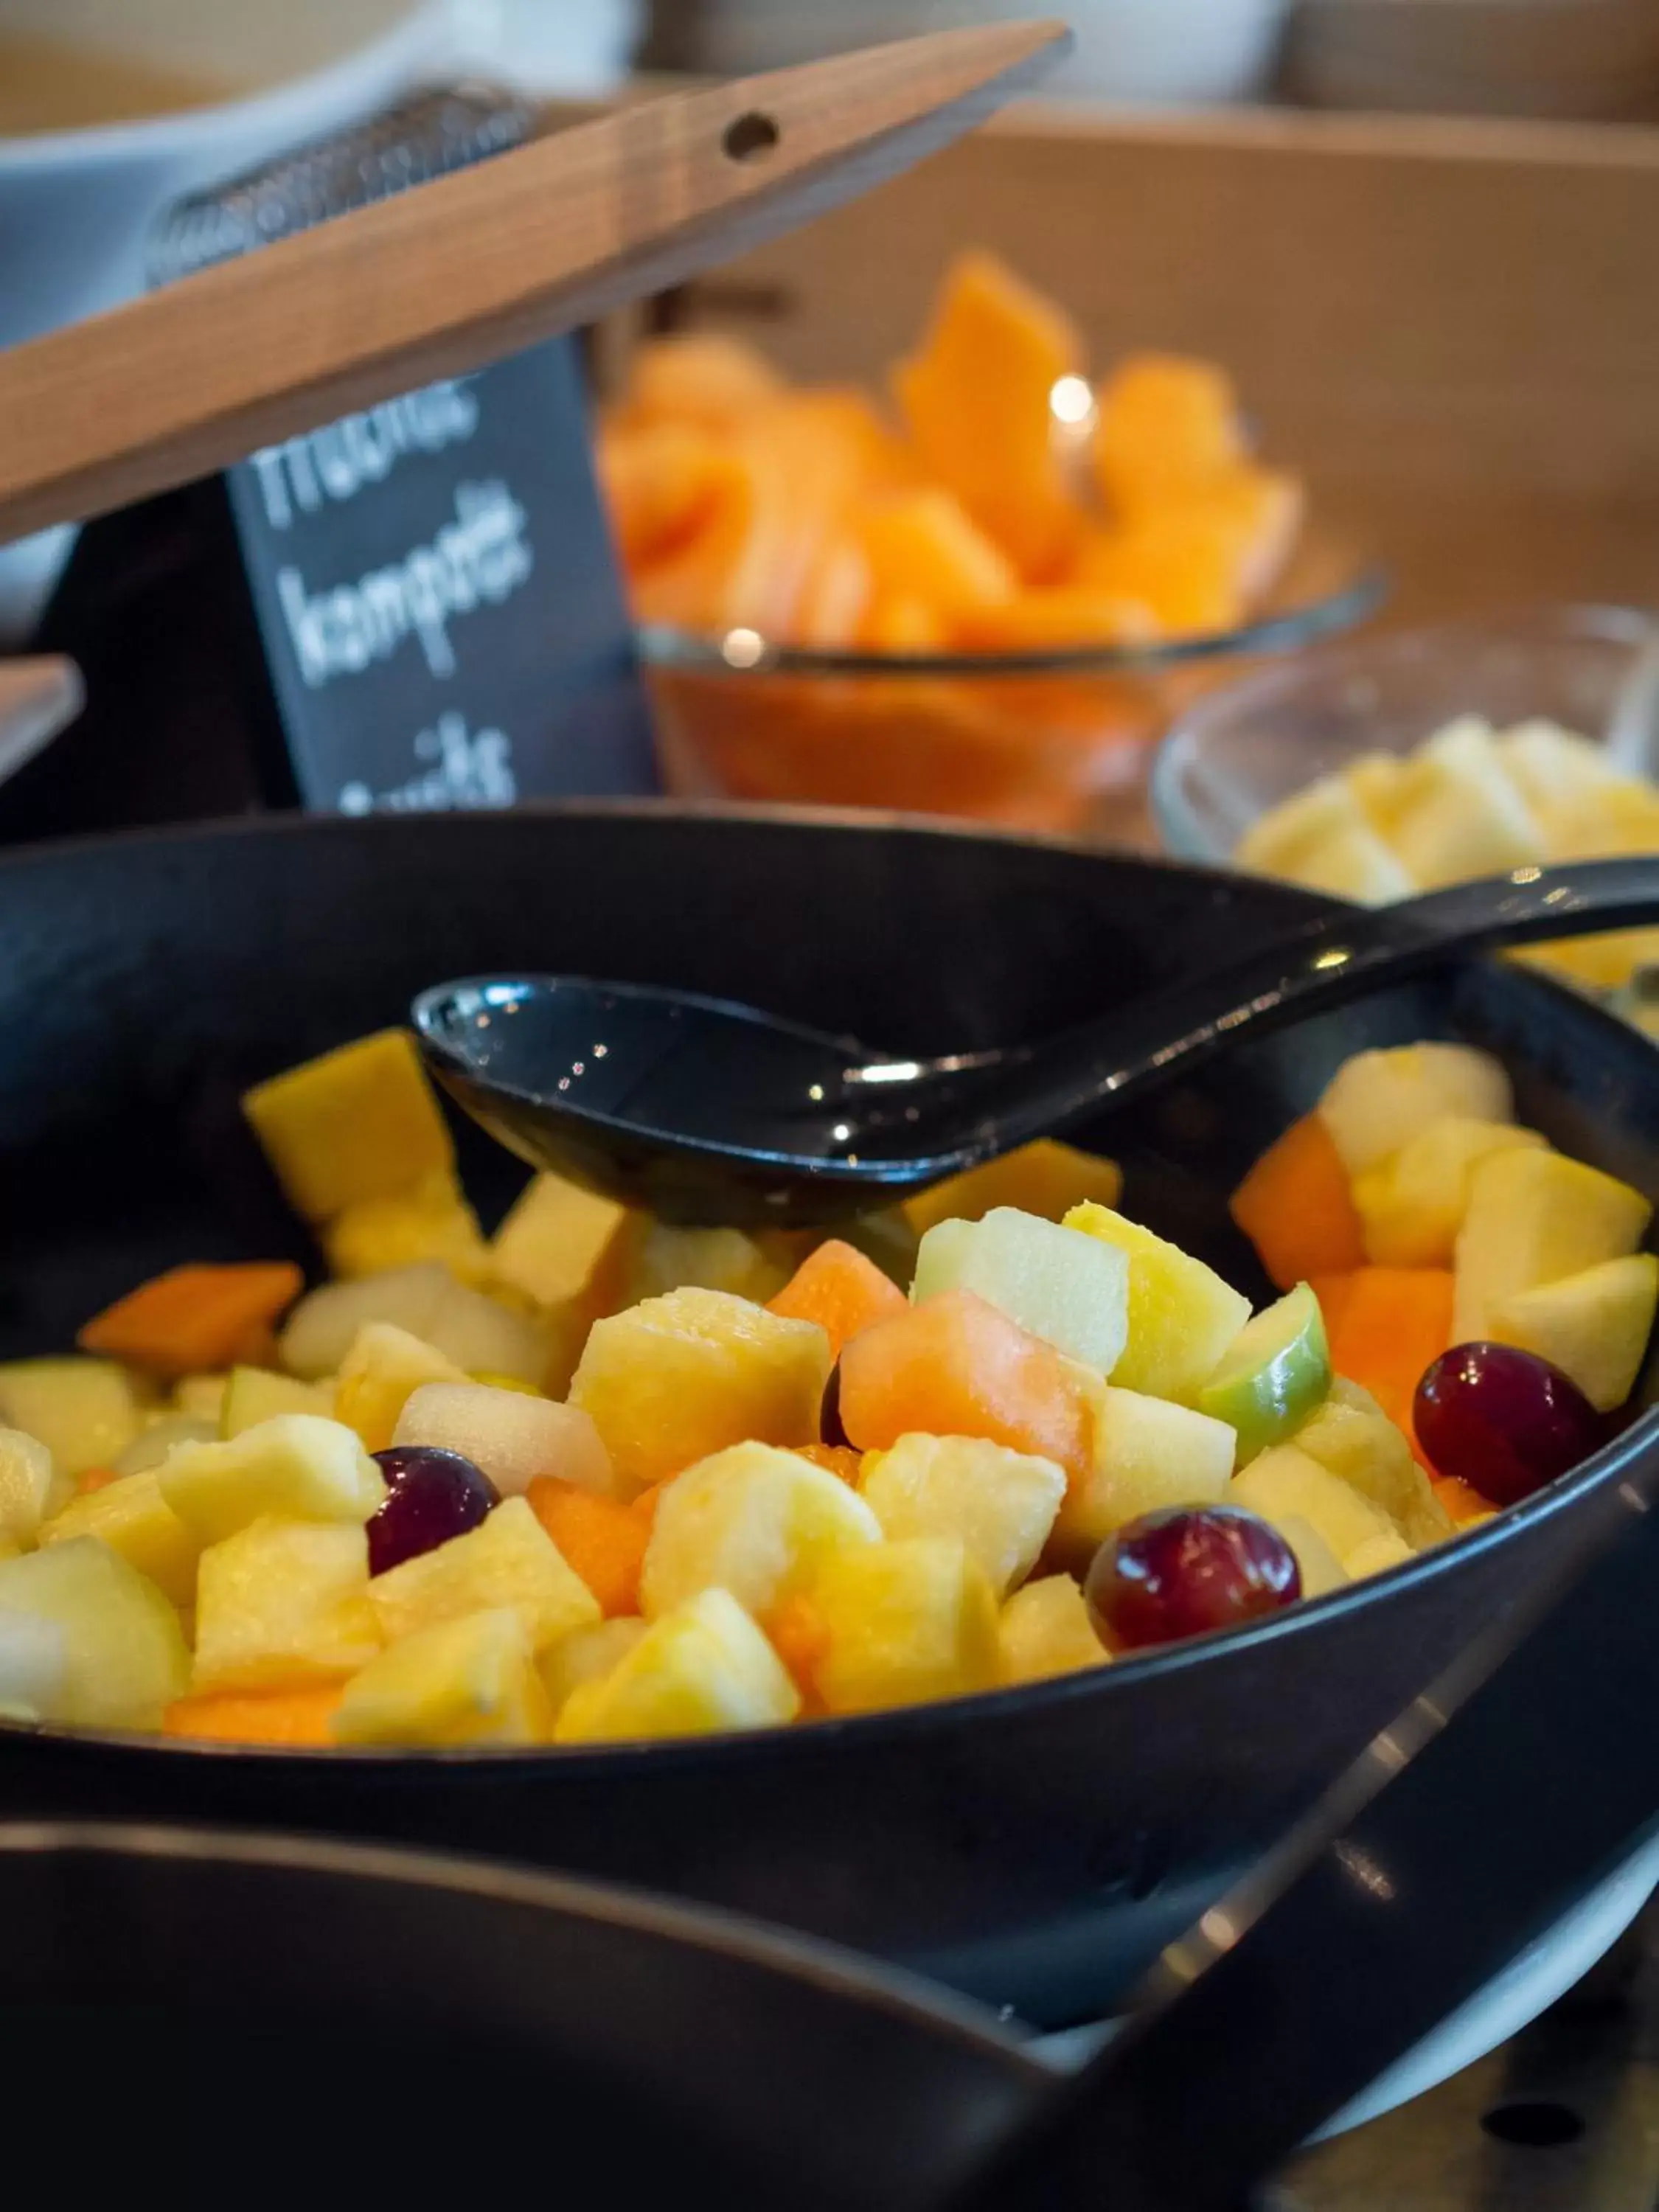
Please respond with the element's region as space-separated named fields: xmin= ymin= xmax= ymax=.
xmin=490 ymin=1172 xmax=633 ymax=1309
xmin=1454 ymin=1147 xmax=1652 ymax=1340
xmin=810 ymin=1537 xmax=1001 ymax=1717
xmin=0 ymin=1358 xmax=142 ymax=1479
xmin=998 ymin=1574 xmax=1107 ymax=1686
xmin=859 ymin=1433 xmax=1065 ymax=1598
xmin=0 ymin=1537 xmax=187 ymax=1728
xmin=641 ymin=1441 xmax=880 ymax=1621
xmin=192 ymin=1517 xmax=380 ymax=1694
xmin=39 ymin=1470 xmax=201 ymax=1605
xmin=1053 ymin=1385 xmax=1236 ymax=1562
xmin=242 ymin=1028 xmax=453 ymax=1223
xmin=1230 ymin=1444 xmax=1398 ymax=1569
xmin=554 ymin=1587 xmax=799 ymax=1743
xmin=1062 ymin=1204 xmax=1250 ymax=1405
xmin=0 ymin=1425 xmax=63 ymax=1545
xmin=367 ymin=1494 xmax=599 ymax=1653
xmin=911 ymin=1207 xmax=1130 ymax=1374
xmin=158 ymin=1413 xmax=385 ymax=1544
xmin=1291 ymin=1379 xmax=1450 ymax=1548
xmin=1316 ymin=1044 xmax=1514 ymax=1178
xmin=1489 ymin=1253 xmax=1659 ymax=1412
xmin=279 ymin=1263 xmax=453 ymax=1379
xmin=333 ymin=1606 xmax=552 ymax=1747
xmin=393 ymin=1381 xmax=617 ymax=1500
xmin=537 ymin=1616 xmax=649 ymax=1718
xmin=221 ymin=1366 xmax=336 ymax=1438
xmin=333 ymin=1324 xmax=468 ymax=1453
xmin=1353 ymin=1117 xmax=1548 ymax=1267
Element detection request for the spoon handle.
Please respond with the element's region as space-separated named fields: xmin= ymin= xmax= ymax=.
xmin=992 ymin=856 xmax=1659 ymax=1154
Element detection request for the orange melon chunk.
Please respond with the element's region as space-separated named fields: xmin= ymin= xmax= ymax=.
xmin=1093 ymin=352 xmax=1245 ymax=515
xmin=618 ymin=332 xmax=783 ymax=433
xmin=164 ymin=1686 xmax=345 ymax=1747
xmin=597 ymin=422 xmax=731 ymax=568
xmin=767 ymin=1239 xmax=908 ymax=1357
xmin=80 ymin=1262 xmax=305 ymax=1377
xmin=952 ymin=587 xmax=1159 ymax=653
xmin=1231 ymin=1114 xmax=1366 ymax=1293
xmin=526 ymin=1477 xmax=652 ymax=1619
xmin=860 ymin=490 xmax=1017 ymax=623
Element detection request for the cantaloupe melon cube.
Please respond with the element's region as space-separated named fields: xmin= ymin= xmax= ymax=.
xmin=554 ymin=1586 xmax=799 ymax=1744
xmin=1230 ymin=1444 xmax=1399 ymax=1571
xmin=489 ymin=1172 xmax=634 ymax=1310
xmin=39 ymin=1470 xmax=201 ymax=1606
xmin=902 ymin=1141 xmax=1122 ymax=1238
xmin=192 ymin=1517 xmax=380 ymax=1694
xmin=1053 ymin=1386 xmax=1237 ymax=1562
xmin=333 ymin=1606 xmax=552 ymax=1748
xmin=333 ymin=1323 xmax=469 ymax=1453
xmin=810 ymin=1537 xmax=1001 ymax=1716
xmin=766 ymin=1239 xmax=907 ymax=1357
xmin=392 ymin=1382 xmax=616 ymax=1500
xmin=159 ymin=1413 xmax=385 ymax=1543
xmin=1062 ymin=1203 xmax=1250 ymax=1405
xmin=0 ymin=1358 xmax=142 ymax=1479
xmin=998 ymin=1574 xmax=1107 ymax=1685
xmin=243 ymin=1029 xmax=453 ymax=1223
xmin=859 ymin=489 xmax=1018 ymax=621
xmin=1317 ymin=1044 xmax=1514 ymax=1178
xmin=640 ymin=1441 xmax=880 ymax=1621
xmin=1092 ymin=352 xmax=1245 ymax=515
xmin=570 ymin=1288 xmax=831 ymax=1496
xmin=1455 ymin=1147 xmax=1652 ymax=1340
xmin=859 ymin=1433 xmax=1065 ymax=1598
xmin=0 ymin=1537 xmax=188 ymax=1728
xmin=537 ymin=1616 xmax=650 ymax=1719
xmin=322 ymin=1169 xmax=488 ymax=1285
xmin=911 ymin=1207 xmax=1130 ymax=1374
xmin=369 ymin=1495 xmax=599 ymax=1654
xmin=1354 ymin=1118 xmax=1549 ymax=1267
xmin=1292 ymin=1378 xmax=1450 ymax=1548
xmin=1489 ymin=1253 xmax=1659 ymax=1412
xmin=0 ymin=1425 xmax=63 ymax=1546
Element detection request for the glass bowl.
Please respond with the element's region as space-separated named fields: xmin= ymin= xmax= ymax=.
xmin=1151 ymin=603 xmax=1659 ymax=866
xmin=640 ymin=528 xmax=1387 ymax=841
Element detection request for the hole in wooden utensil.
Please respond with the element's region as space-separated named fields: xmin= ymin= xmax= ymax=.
xmin=1480 ymin=2100 xmax=1586 ymax=2148
xmin=723 ymin=111 xmax=779 ymax=161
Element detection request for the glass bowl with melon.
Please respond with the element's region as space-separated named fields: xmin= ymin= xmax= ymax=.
xmin=605 ymin=252 xmax=1384 ymax=841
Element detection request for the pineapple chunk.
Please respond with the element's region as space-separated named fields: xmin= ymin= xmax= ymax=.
xmin=1273 ymin=1514 xmax=1349 ymax=1599
xmin=220 ymin=1366 xmax=336 ymax=1437
xmin=368 ymin=1494 xmax=599 ymax=1652
xmin=242 ymin=1029 xmax=453 ymax=1223
xmin=322 ymin=1168 xmax=488 ymax=1285
xmin=1053 ymin=1385 xmax=1236 ymax=1562
xmin=334 ymin=1606 xmax=552 ymax=1747
xmin=640 ymin=1441 xmax=880 ymax=1621
xmin=621 ymin=1224 xmax=789 ymax=1307
xmin=901 ymin=1139 xmax=1121 ymax=1237
xmin=537 ymin=1616 xmax=650 ymax=1718
xmin=39 ymin=1470 xmax=200 ymax=1605
xmin=0 ymin=1537 xmax=187 ymax=1728
xmin=860 ymin=1433 xmax=1064 ymax=1598
xmin=0 ymin=1357 xmax=141 ymax=1478
xmin=570 ymin=1287 xmax=831 ymax=1495
xmin=1237 ymin=773 xmax=1416 ymax=905
xmin=999 ymin=1574 xmax=1107 ymax=1686
xmin=554 ymin=1586 xmax=799 ymax=1743
xmin=1353 ymin=1118 xmax=1548 ymax=1268
xmin=279 ymin=1263 xmax=453 ymax=1379
xmin=158 ymin=1413 xmax=385 ymax=1543
xmin=1346 ymin=750 xmax=1415 ymax=835
xmin=490 ymin=1172 xmax=634 ymax=1309
xmin=333 ymin=1323 xmax=468 ymax=1453
xmin=1489 ymin=1253 xmax=1659 ymax=1412
xmin=910 ymin=1208 xmax=1130 ymax=1374
xmin=1061 ymin=1204 xmax=1250 ymax=1405
xmin=1386 ymin=722 xmax=1544 ymax=889
xmin=1230 ymin=1444 xmax=1399 ymax=1572
xmin=0 ymin=1610 xmax=68 ymax=1722
xmin=1346 ymin=1531 xmax=1416 ymax=1580
xmin=1454 ymin=1147 xmax=1652 ymax=1340
xmin=393 ymin=1382 xmax=617 ymax=1499
xmin=1293 ymin=1379 xmax=1451 ymax=1548
xmin=810 ymin=1537 xmax=1001 ymax=1717
xmin=1498 ymin=720 xmax=1619 ymax=813
xmin=1317 ymin=1044 xmax=1514 ymax=1177
xmin=192 ymin=1517 xmax=380 ymax=1694
xmin=0 ymin=1425 xmax=63 ymax=1546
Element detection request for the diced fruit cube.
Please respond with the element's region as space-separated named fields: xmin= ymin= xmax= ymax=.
xmin=1230 ymin=1115 xmax=1366 ymax=1293
xmin=1197 ymin=1284 xmax=1331 ymax=1464
xmin=0 ymin=1425 xmax=63 ymax=1545
xmin=911 ymin=1207 xmax=1130 ymax=1374
xmin=641 ymin=1441 xmax=880 ymax=1621
xmin=1316 ymin=1045 xmax=1513 ymax=1177
xmin=159 ymin=1413 xmax=386 ymax=1543
xmin=333 ymin=1323 xmax=468 ymax=1453
xmin=0 ymin=1538 xmax=188 ymax=1728
xmin=1346 ymin=1531 xmax=1416 ymax=1580
xmin=620 ymin=1223 xmax=790 ymax=1307
xmin=538 ymin=1616 xmax=650 ymax=1718
xmin=242 ymin=1029 xmax=453 ymax=1222
xmin=1489 ymin=1253 xmax=1659 ymax=1412
xmin=367 ymin=1494 xmax=599 ymax=1653
xmin=0 ymin=1357 xmax=141 ymax=1478
xmin=77 ymin=1262 xmax=304 ymax=1377
xmin=322 ymin=1169 xmax=488 ymax=1284
xmin=1497 ymin=720 xmax=1618 ymax=813
xmin=570 ymin=1287 xmax=831 ymax=1495
xmin=1273 ymin=1514 xmax=1349 ymax=1599
xmin=1236 ymin=777 xmax=1415 ymax=905
xmin=392 ymin=1381 xmax=615 ymax=1500
xmin=192 ymin=1517 xmax=381 ymax=1694
xmin=1454 ymin=1147 xmax=1652 ymax=1340
xmin=39 ymin=1470 xmax=201 ymax=1605
xmin=422 ymin=1278 xmax=552 ymax=1388
xmin=810 ymin=1537 xmax=1001 ymax=1716
xmin=114 ymin=1414 xmax=218 ymax=1477
xmin=333 ymin=1607 xmax=553 ymax=1747
xmin=220 ymin=1366 xmax=336 ymax=1437
xmin=837 ymin=1289 xmax=1092 ymax=1483
xmin=1229 ymin=1444 xmax=1399 ymax=1573
xmin=526 ymin=1481 xmax=653 ymax=1617
xmin=1354 ymin=1118 xmax=1548 ymax=1267
xmin=1385 ymin=723 xmax=1545 ymax=888
xmin=1062 ymin=1203 xmax=1251 ymax=1405
xmin=1322 ymin=1267 xmax=1455 ymax=1433
xmin=278 ymin=1263 xmax=452 ymax=1379
xmin=554 ymin=1586 xmax=799 ymax=1743
xmin=1053 ymin=1386 xmax=1236 ymax=1562
xmin=0 ymin=1610 xmax=68 ymax=1722
xmin=490 ymin=1172 xmax=634 ymax=1310
xmin=859 ymin=1433 xmax=1065 ymax=1597
xmin=1093 ymin=352 xmax=1244 ymax=513
xmin=766 ymin=1239 xmax=908 ymax=1357
xmin=901 ymin=1139 xmax=1121 ymax=1237
xmin=998 ymin=1574 xmax=1107 ymax=1685
xmin=859 ymin=489 xmax=1017 ymax=619
xmin=1292 ymin=1378 xmax=1451 ymax=1548
xmin=164 ymin=1686 xmax=345 ymax=1746
xmin=174 ymin=1374 xmax=230 ymax=1422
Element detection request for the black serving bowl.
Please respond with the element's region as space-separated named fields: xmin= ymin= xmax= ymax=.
xmin=0 ymin=804 xmax=1653 ymax=2028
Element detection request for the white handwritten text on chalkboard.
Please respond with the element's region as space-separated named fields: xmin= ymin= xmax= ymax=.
xmin=336 ymin=709 xmax=517 ymax=815
xmin=248 ymin=380 xmax=481 ymax=527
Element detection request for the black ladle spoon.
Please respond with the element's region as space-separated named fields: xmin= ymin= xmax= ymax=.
xmin=413 ymin=856 xmax=1659 ymax=1226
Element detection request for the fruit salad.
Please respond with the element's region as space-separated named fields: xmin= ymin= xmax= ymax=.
xmin=0 ymin=1028 xmax=1648 ymax=1750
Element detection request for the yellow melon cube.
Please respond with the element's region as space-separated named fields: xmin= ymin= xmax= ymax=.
xmin=367 ymin=1494 xmax=599 ymax=1653
xmin=1354 ymin=1118 xmax=1548 ymax=1267
xmin=243 ymin=1029 xmax=453 ymax=1223
xmin=322 ymin=1169 xmax=488 ymax=1285
xmin=333 ymin=1606 xmax=552 ymax=1747
xmin=1230 ymin=1444 xmax=1399 ymax=1569
xmin=1386 ymin=722 xmax=1545 ymax=889
xmin=1291 ymin=1379 xmax=1450 ymax=1548
xmin=159 ymin=1413 xmax=385 ymax=1544
xmin=0 ymin=1537 xmax=187 ymax=1728
xmin=1053 ymin=1385 xmax=1236 ymax=1563
xmin=490 ymin=1172 xmax=635 ymax=1309
xmin=1489 ymin=1252 xmax=1659 ymax=1412
xmin=810 ymin=1537 xmax=1001 ymax=1716
xmin=1318 ymin=1044 xmax=1514 ymax=1178
xmin=859 ymin=1433 xmax=1064 ymax=1598
xmin=1273 ymin=1514 xmax=1350 ymax=1599
xmin=39 ymin=1470 xmax=201 ymax=1605
xmin=1454 ymin=1147 xmax=1652 ymax=1340
xmin=333 ymin=1323 xmax=468 ymax=1453
xmin=554 ymin=1587 xmax=799 ymax=1743
xmin=1062 ymin=1204 xmax=1250 ymax=1404
xmin=641 ymin=1441 xmax=880 ymax=1620
xmin=901 ymin=1140 xmax=1121 ymax=1237
xmin=998 ymin=1574 xmax=1107 ymax=1686
xmin=569 ymin=1287 xmax=831 ymax=1495
xmin=192 ymin=1516 xmax=380 ymax=1694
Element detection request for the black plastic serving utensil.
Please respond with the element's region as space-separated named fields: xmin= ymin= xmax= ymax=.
xmin=414 ymin=855 xmax=1659 ymax=1223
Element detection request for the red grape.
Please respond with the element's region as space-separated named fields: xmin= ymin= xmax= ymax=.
xmin=1413 ymin=1342 xmax=1602 ymax=1507
xmin=368 ymin=1446 xmax=499 ymax=1575
xmin=1085 ymin=1506 xmax=1301 ymax=1652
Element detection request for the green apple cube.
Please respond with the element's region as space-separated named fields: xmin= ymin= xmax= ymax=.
xmin=1454 ymin=1147 xmax=1652 ymax=1340
xmin=1354 ymin=1117 xmax=1548 ymax=1269
xmin=1054 ymin=1385 xmax=1236 ymax=1562
xmin=0 ymin=1425 xmax=63 ymax=1547
xmin=0 ymin=1537 xmax=187 ymax=1728
xmin=1292 ymin=1379 xmax=1450 ymax=1548
xmin=0 ymin=1358 xmax=142 ymax=1478
xmin=1229 ymin=1444 xmax=1399 ymax=1571
xmin=158 ymin=1413 xmax=386 ymax=1544
xmin=1316 ymin=1044 xmax=1513 ymax=1177
xmin=1197 ymin=1283 xmax=1331 ymax=1465
xmin=1490 ymin=1252 xmax=1659 ymax=1412
xmin=220 ymin=1366 xmax=336 ymax=1437
xmin=1062 ymin=1203 xmax=1249 ymax=1403
xmin=193 ymin=1517 xmax=381 ymax=1694
xmin=911 ymin=1206 xmax=1129 ymax=1374
xmin=860 ymin=1433 xmax=1066 ymax=1598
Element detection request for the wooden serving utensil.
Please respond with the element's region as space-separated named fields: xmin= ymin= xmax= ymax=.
xmin=0 ymin=25 xmax=1066 ymax=547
